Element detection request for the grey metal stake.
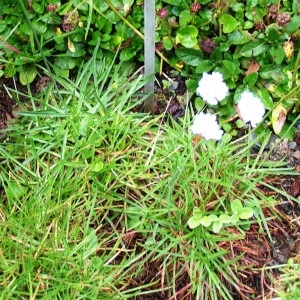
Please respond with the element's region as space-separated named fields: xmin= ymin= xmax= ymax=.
xmin=144 ymin=0 xmax=155 ymax=114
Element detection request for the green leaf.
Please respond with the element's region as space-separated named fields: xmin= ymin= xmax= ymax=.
xmin=199 ymin=216 xmax=212 ymax=227
xmin=163 ymin=37 xmax=174 ymax=51
xmin=19 ymin=64 xmax=37 ymax=85
xmin=218 ymin=214 xmax=232 ymax=224
xmin=187 ymin=215 xmax=202 ymax=229
xmin=257 ymin=88 xmax=273 ymax=110
xmin=259 ymin=65 xmax=285 ymax=82
xmin=219 ymin=14 xmax=240 ymax=33
xmin=228 ymin=30 xmax=252 ymax=45
xmin=90 ymin=159 xmax=104 ymax=172
xmin=54 ymin=57 xmax=76 ymax=70
xmin=185 ymin=79 xmax=198 ymax=93
xmin=270 ymin=47 xmax=285 ymax=65
xmin=243 ymin=72 xmax=258 ymax=87
xmin=175 ymin=48 xmax=203 ymax=66
xmin=192 ymin=207 xmax=202 ymax=217
xmin=230 ymin=213 xmax=240 ymax=224
xmin=222 ymin=60 xmax=241 ymax=76
xmin=161 ymin=0 xmax=182 ymax=6
xmin=196 ymin=60 xmax=214 ymax=73
xmin=176 ymin=25 xmax=198 ymax=48
xmin=236 ymin=119 xmax=245 ymax=128
xmin=287 ymin=16 xmax=300 ymax=33
xmin=194 ymin=97 xmax=205 ymax=111
xmin=240 ymin=41 xmax=269 ymax=57
xmin=210 ymin=48 xmax=222 ymax=61
xmin=212 ymin=221 xmax=223 ymax=233
xmin=179 ymin=10 xmax=193 ymax=26
xmin=238 ymin=207 xmax=254 ymax=219
xmin=208 ymin=214 xmax=219 ymax=222
xmin=267 ymin=26 xmax=279 ymax=42
xmin=119 ymin=48 xmax=136 ymax=61
xmin=231 ymin=199 xmax=243 ymax=213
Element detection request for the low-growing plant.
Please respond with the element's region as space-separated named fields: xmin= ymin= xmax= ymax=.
xmin=188 ymin=199 xmax=254 ymax=233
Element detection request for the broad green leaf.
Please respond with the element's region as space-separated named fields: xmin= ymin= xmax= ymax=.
xmin=212 ymin=221 xmax=223 ymax=233
xmin=4 ymin=64 xmax=16 ymax=78
xmin=272 ymin=103 xmax=287 ymax=135
xmin=179 ymin=10 xmax=193 ymax=26
xmin=54 ymin=57 xmax=76 ymax=70
xmin=194 ymin=97 xmax=205 ymax=111
xmin=210 ymin=48 xmax=222 ymax=61
xmin=219 ymin=14 xmax=240 ymax=33
xmin=175 ymin=48 xmax=203 ymax=66
xmin=218 ymin=214 xmax=232 ymax=224
xmin=267 ymin=26 xmax=279 ymax=42
xmin=240 ymin=41 xmax=269 ymax=57
xmin=196 ymin=60 xmax=214 ymax=73
xmin=270 ymin=47 xmax=285 ymax=65
xmin=243 ymin=72 xmax=258 ymax=87
xmin=187 ymin=215 xmax=202 ymax=229
xmin=120 ymin=48 xmax=136 ymax=61
xmin=222 ymin=60 xmax=241 ymax=75
xmin=231 ymin=199 xmax=243 ymax=213
xmin=199 ymin=216 xmax=212 ymax=227
xmin=230 ymin=213 xmax=240 ymax=224
xmin=236 ymin=119 xmax=245 ymax=128
xmin=185 ymin=79 xmax=198 ymax=92
xmin=239 ymin=207 xmax=254 ymax=219
xmin=163 ymin=37 xmax=174 ymax=50
xmin=161 ymin=0 xmax=182 ymax=6
xmin=228 ymin=30 xmax=252 ymax=45
xmin=287 ymin=16 xmax=300 ymax=33
xmin=208 ymin=214 xmax=219 ymax=222
xmin=19 ymin=64 xmax=37 ymax=85
xmin=176 ymin=25 xmax=198 ymax=48
xmin=257 ymin=89 xmax=273 ymax=110
xmin=192 ymin=207 xmax=202 ymax=217
xmin=90 ymin=159 xmax=104 ymax=172
xmin=259 ymin=65 xmax=284 ymax=81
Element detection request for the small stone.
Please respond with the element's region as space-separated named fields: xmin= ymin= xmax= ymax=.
xmin=288 ymin=141 xmax=297 ymax=150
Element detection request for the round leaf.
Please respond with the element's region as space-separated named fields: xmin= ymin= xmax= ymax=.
xmin=176 ymin=25 xmax=198 ymax=48
xmin=187 ymin=215 xmax=202 ymax=229
xmin=19 ymin=64 xmax=37 ymax=85
xmin=219 ymin=14 xmax=240 ymax=33
xmin=238 ymin=207 xmax=254 ymax=219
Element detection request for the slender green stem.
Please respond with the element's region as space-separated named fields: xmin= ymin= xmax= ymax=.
xmin=292 ymin=49 xmax=300 ymax=88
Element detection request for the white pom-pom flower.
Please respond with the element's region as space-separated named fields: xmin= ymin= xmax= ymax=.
xmin=237 ymin=91 xmax=265 ymax=127
xmin=191 ymin=112 xmax=223 ymax=140
xmin=196 ymin=72 xmax=229 ymax=105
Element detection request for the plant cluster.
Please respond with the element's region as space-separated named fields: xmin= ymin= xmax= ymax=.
xmin=0 ymin=0 xmax=142 ymax=83
xmin=155 ymin=0 xmax=300 ymax=139
xmin=0 ymin=1 xmax=299 ymax=138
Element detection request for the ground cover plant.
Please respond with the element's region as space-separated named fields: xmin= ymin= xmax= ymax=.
xmin=0 ymin=0 xmax=299 ymax=138
xmin=0 ymin=49 xmax=299 ymax=299
xmin=0 ymin=0 xmax=300 ymax=299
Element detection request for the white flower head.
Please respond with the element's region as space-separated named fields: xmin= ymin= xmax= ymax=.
xmin=191 ymin=112 xmax=223 ymax=140
xmin=196 ymin=72 xmax=229 ymax=105
xmin=237 ymin=91 xmax=265 ymax=127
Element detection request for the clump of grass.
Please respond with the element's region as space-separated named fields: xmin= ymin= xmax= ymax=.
xmin=0 ymin=49 xmax=296 ymax=299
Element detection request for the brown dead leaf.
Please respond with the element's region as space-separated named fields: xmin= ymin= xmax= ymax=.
xmin=245 ymin=61 xmax=260 ymax=75
xmin=291 ymin=176 xmax=300 ymax=197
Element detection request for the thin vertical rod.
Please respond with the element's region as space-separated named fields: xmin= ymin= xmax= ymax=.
xmin=144 ymin=0 xmax=155 ymax=113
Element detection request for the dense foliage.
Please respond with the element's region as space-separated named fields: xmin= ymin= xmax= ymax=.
xmin=0 ymin=0 xmax=299 ymax=137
